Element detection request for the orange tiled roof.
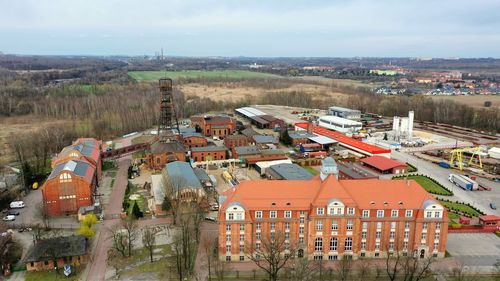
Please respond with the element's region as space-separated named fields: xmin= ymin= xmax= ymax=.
xmin=221 ymin=175 xmax=434 ymax=211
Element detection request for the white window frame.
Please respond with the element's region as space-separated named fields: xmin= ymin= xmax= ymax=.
xmin=362 ymin=210 xmax=370 ymax=218
xmin=317 ymin=208 xmax=324 ymax=215
xmin=270 ymin=211 xmax=277 ymax=219
xmin=255 ymin=211 xmax=262 ymax=219
xmin=377 ymin=210 xmax=384 ymax=218
xmin=284 ymin=210 xmax=292 ymax=218
xmin=405 ymin=210 xmax=413 ymax=218
xmin=391 ymin=210 xmax=398 ymax=217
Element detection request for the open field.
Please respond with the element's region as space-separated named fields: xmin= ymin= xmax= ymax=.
xmin=178 ymin=82 xmax=349 ymax=102
xmin=128 ymin=70 xmax=282 ymax=81
xmin=430 ymin=94 xmax=500 ymax=109
xmin=0 ymin=116 xmax=68 ymax=165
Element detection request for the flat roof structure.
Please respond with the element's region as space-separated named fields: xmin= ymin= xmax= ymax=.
xmin=295 ymin=122 xmax=391 ymax=156
xmin=267 ymin=163 xmax=313 ymax=180
xmin=329 ymin=106 xmax=361 ymax=113
xmin=288 ymin=131 xmax=315 ymax=139
xmin=360 ymin=156 xmax=407 ymax=172
xmin=235 ymin=107 xmax=267 ymax=118
xmin=308 ymin=135 xmax=338 ymax=145
xmin=337 ymin=162 xmax=379 ymax=180
xmin=234 ymin=146 xmax=261 ymax=156
xmin=319 ymin=115 xmax=363 ymax=126
xmin=253 ymin=135 xmax=278 ymax=144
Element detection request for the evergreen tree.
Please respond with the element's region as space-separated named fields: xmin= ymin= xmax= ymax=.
xmin=281 ymin=128 xmax=292 ymax=146
xmin=131 ymin=202 xmax=143 ymax=219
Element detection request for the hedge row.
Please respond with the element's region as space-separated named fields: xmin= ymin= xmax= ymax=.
xmin=437 ymin=197 xmax=485 ymax=218
xmin=392 ymin=174 xmax=453 ymax=196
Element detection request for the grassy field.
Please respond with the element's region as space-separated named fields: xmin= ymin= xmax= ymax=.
xmin=397 ymin=175 xmax=453 ymax=196
xmin=439 ymin=200 xmax=483 ymax=217
xmin=25 ymin=269 xmax=82 ymax=281
xmin=430 ymin=94 xmax=500 ymax=109
xmin=128 ymin=70 xmax=282 ymax=81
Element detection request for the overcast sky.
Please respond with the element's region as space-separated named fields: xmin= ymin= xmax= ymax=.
xmin=1 ymin=0 xmax=499 ymax=57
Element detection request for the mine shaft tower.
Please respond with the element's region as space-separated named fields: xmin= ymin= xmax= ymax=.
xmin=158 ymin=78 xmax=179 ymax=142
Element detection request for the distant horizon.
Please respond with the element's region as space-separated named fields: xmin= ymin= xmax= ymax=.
xmin=1 ymin=52 xmax=499 ymax=60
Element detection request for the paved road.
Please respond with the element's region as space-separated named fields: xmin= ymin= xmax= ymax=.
xmin=86 ymin=138 xmax=132 ymax=281
xmin=392 ymin=151 xmax=500 ymax=216
xmin=446 ymin=233 xmax=500 ymax=273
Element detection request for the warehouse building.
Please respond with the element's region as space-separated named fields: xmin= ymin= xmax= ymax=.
xmin=337 ymin=162 xmax=379 ymax=180
xmin=288 ymin=131 xmax=315 ymax=145
xmin=224 ymin=135 xmax=249 ymax=148
xmin=266 ymin=163 xmax=313 ymax=180
xmin=328 ymin=106 xmax=361 ymax=120
xmin=360 ymin=156 xmax=408 ymax=174
xmin=318 ymin=115 xmax=363 ymax=134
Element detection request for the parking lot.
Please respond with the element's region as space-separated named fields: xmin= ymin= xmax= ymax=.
xmin=446 ymin=233 xmax=500 ymax=272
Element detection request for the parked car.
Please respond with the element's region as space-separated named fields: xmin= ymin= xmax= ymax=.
xmin=7 ymin=210 xmax=20 ymax=216
xmin=2 ymin=215 xmax=15 ymax=221
xmin=10 ymin=201 xmax=25 ymax=209
xmin=490 ymin=202 xmax=497 ymax=210
xmin=204 ymin=216 xmax=217 ymax=222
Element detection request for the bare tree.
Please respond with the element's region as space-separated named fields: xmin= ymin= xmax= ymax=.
xmin=107 ymin=248 xmax=128 ymax=277
xmin=289 ymin=258 xmax=317 ymax=281
xmin=142 ymin=227 xmax=156 ymax=262
xmin=246 ymin=231 xmax=296 ymax=281
xmin=35 ymin=202 xmax=51 ymax=229
xmin=109 ymin=224 xmax=128 ymax=257
xmin=334 ymin=256 xmax=353 ymax=281
xmin=171 ymin=209 xmax=200 ymax=281
xmin=400 ymin=255 xmax=435 ymax=281
xmin=201 ymin=232 xmax=218 ymax=281
xmin=356 ymin=258 xmax=372 ymax=280
xmin=213 ymin=258 xmax=232 ymax=281
xmin=122 ymin=218 xmax=138 ymax=257
xmin=161 ymin=174 xmax=188 ymax=225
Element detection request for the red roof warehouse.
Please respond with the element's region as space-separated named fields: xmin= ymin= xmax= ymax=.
xmin=295 ymin=123 xmax=391 ymax=157
xmin=360 ymin=156 xmax=408 ymax=174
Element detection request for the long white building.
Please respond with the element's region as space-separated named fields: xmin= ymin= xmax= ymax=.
xmin=318 ymin=115 xmax=363 ymax=134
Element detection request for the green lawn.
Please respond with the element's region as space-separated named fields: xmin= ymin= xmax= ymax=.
xmin=25 ymin=269 xmax=81 ymax=281
xmin=304 ymin=166 xmax=319 ymax=176
xmin=439 ymin=200 xmax=483 ymax=217
xmin=448 ymin=212 xmax=460 ymax=220
xmin=399 ymin=175 xmax=453 ymax=196
xmin=128 ymin=70 xmax=282 ymax=81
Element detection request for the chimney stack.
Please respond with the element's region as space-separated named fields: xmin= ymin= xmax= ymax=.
xmin=307 ymin=121 xmax=313 ymax=134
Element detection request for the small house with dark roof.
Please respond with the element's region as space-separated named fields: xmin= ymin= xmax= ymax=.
xmin=24 ymin=235 xmax=89 ymax=272
xmin=145 ymin=141 xmax=186 ymax=170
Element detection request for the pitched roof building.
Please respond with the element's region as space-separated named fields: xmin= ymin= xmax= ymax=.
xmin=218 ymin=157 xmax=448 ymax=262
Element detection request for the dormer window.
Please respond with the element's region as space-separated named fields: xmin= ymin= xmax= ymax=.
xmin=317 ymin=208 xmax=324 ymax=215
xmin=59 ymin=173 xmax=72 ymax=183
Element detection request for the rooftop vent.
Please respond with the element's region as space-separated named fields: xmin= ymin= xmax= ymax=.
xmin=398 ymin=201 xmax=403 ymax=205
xmin=286 ymin=202 xmax=291 ymax=206
xmin=271 ymin=202 xmax=276 ymax=206
xmin=370 ymin=201 xmax=375 ymax=205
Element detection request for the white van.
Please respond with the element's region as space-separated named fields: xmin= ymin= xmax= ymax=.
xmin=10 ymin=201 xmax=25 ymax=209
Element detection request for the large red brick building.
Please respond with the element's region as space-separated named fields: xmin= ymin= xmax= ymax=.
xmin=191 ymin=115 xmax=236 ymax=138
xmin=145 ymin=141 xmax=186 ymax=171
xmin=42 ymin=138 xmax=102 ymax=216
xmin=191 ymin=146 xmax=227 ymax=162
xmin=218 ymin=157 xmax=448 ymax=262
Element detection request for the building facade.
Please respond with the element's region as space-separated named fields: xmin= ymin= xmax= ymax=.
xmin=224 ymin=135 xmax=249 ymax=149
xmin=145 ymin=141 xmax=186 ymax=171
xmin=218 ymin=158 xmax=448 ymax=262
xmin=191 ymin=146 xmax=227 ymax=162
xmin=190 ymin=115 xmax=236 ymax=137
xmin=182 ymin=133 xmax=208 ymax=149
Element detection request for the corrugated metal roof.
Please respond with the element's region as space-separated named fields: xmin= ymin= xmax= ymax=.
xmin=253 ymin=135 xmax=277 ymax=144
xmin=308 ymin=135 xmax=338 ymax=145
xmin=268 ymin=163 xmax=312 ymax=180
xmin=235 ymin=146 xmax=260 ymax=155
xmin=164 ymin=161 xmax=202 ymax=189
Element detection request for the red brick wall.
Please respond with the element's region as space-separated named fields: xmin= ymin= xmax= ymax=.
xmin=224 ymin=136 xmax=249 ymax=148
xmin=192 ymin=150 xmax=227 ymax=162
xmin=183 ymin=136 xmax=207 ymax=149
xmin=42 ymin=176 xmax=94 ymax=216
xmin=146 ymin=152 xmax=187 ymax=170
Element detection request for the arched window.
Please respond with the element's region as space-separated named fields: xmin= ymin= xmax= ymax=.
xmin=315 ymin=238 xmax=323 ymax=252
xmin=69 ymin=152 xmax=79 ymax=158
xmin=330 ymin=237 xmax=338 ymax=251
xmin=59 ymin=173 xmax=72 ymax=183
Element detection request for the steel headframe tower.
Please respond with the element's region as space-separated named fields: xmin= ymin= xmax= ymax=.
xmin=158 ymin=78 xmax=179 ymax=143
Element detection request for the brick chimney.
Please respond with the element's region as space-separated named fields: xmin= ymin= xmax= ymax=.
xmin=306 ymin=121 xmax=313 ymax=134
